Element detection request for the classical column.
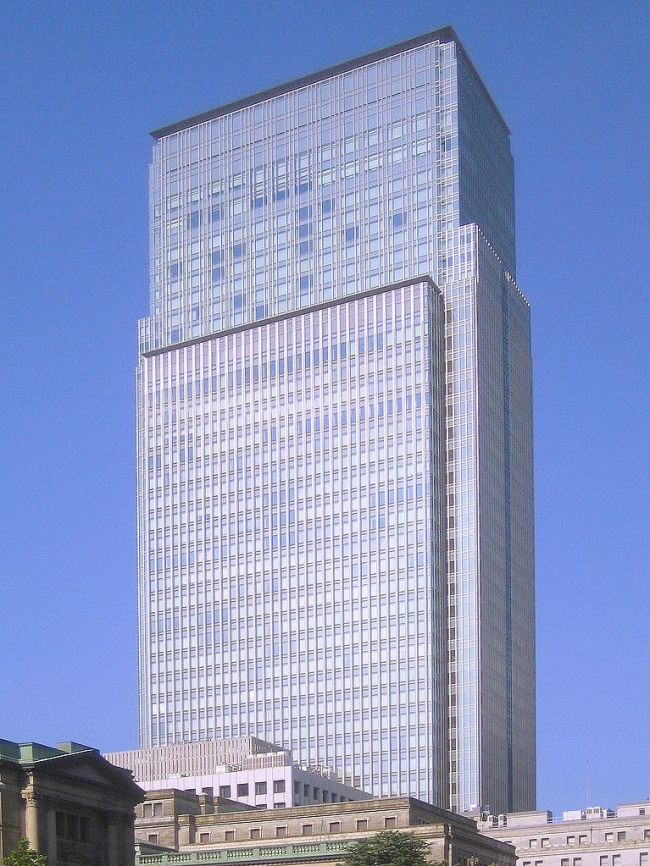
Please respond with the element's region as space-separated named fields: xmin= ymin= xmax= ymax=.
xmin=24 ymin=791 xmax=39 ymax=851
xmin=0 ymin=780 xmax=5 ymax=859
xmin=124 ymin=819 xmax=135 ymax=866
xmin=446 ymin=825 xmax=454 ymax=866
xmin=107 ymin=818 xmax=119 ymax=866
xmin=46 ymin=803 xmax=58 ymax=866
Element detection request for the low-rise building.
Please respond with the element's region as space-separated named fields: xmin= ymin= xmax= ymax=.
xmin=134 ymin=789 xmax=515 ymax=866
xmin=478 ymin=801 xmax=650 ymax=866
xmin=104 ymin=738 xmax=371 ymax=808
xmin=0 ymin=738 xmax=144 ymax=866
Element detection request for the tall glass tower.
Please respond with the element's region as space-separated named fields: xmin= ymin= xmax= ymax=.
xmin=136 ymin=27 xmax=535 ymax=814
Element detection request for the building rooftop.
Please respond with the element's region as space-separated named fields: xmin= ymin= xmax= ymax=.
xmin=478 ymin=800 xmax=650 ymax=830
xmin=0 ymin=738 xmax=96 ymax=764
xmin=151 ymin=25 xmax=510 ymax=140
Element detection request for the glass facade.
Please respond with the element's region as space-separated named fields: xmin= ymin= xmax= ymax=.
xmin=137 ymin=27 xmax=535 ymax=812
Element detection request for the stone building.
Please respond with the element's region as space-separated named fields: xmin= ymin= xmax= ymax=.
xmin=0 ymin=738 xmax=144 ymax=866
xmin=134 ymin=789 xmax=514 ymax=866
xmin=477 ymin=801 xmax=650 ymax=866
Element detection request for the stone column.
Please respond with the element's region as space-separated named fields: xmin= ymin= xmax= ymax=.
xmin=178 ymin=814 xmax=193 ymax=846
xmin=107 ymin=818 xmax=119 ymax=866
xmin=124 ymin=819 xmax=136 ymax=866
xmin=0 ymin=780 xmax=5 ymax=860
xmin=46 ymin=803 xmax=58 ymax=866
xmin=446 ymin=825 xmax=454 ymax=866
xmin=24 ymin=791 xmax=39 ymax=852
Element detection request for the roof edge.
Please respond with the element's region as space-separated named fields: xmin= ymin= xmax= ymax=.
xmin=150 ymin=26 xmax=509 ymax=140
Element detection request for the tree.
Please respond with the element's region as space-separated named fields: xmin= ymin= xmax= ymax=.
xmin=4 ymin=839 xmax=48 ymax=866
xmin=340 ymin=830 xmax=437 ymax=866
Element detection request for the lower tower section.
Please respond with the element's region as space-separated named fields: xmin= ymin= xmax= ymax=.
xmin=137 ymin=278 xmax=449 ymax=805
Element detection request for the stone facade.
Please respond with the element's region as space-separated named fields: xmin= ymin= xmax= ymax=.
xmin=134 ymin=791 xmax=515 ymax=866
xmin=478 ymin=801 xmax=650 ymax=866
xmin=0 ymin=739 xmax=144 ymax=866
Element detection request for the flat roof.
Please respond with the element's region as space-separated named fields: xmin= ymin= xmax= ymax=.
xmin=151 ymin=26 xmax=510 ymax=140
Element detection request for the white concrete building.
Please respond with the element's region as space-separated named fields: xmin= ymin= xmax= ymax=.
xmin=478 ymin=800 xmax=650 ymax=866
xmin=104 ymin=737 xmax=371 ymax=808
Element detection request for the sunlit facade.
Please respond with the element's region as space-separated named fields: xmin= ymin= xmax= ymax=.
xmin=136 ymin=27 xmax=535 ymax=812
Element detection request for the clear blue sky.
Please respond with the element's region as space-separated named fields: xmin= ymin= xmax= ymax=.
xmin=1 ymin=0 xmax=648 ymax=816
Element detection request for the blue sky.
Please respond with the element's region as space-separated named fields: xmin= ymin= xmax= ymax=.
xmin=1 ymin=0 xmax=648 ymax=816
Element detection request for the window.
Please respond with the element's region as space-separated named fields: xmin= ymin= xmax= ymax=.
xmin=612 ymin=857 xmax=621 ymax=866
xmin=302 ymin=824 xmax=313 ymax=836
xmin=313 ymin=788 xmax=319 ymax=800
xmin=250 ymin=829 xmax=261 ymax=840
xmin=148 ymin=835 xmax=158 ymax=844
xmin=645 ymin=831 xmax=650 ymax=840
xmin=640 ymin=854 xmax=649 ymax=866
xmin=55 ymin=812 xmax=89 ymax=843
xmin=573 ymin=858 xmax=582 ymax=866
xmin=294 ymin=782 xmax=300 ymax=795
xmin=385 ymin=817 xmax=396 ymax=829
xmin=225 ymin=831 xmax=235 ymax=842
xmin=274 ymin=802 xmax=285 ymax=809
xmin=303 ymin=785 xmax=310 ymax=797
xmin=276 ymin=827 xmax=287 ymax=838
xmin=143 ymin=802 xmax=163 ymax=818
xmin=530 ymin=840 xmax=538 ymax=848
xmin=601 ymin=857 xmax=609 ymax=866
xmin=606 ymin=834 xmax=614 ymax=843
xmin=255 ymin=782 xmax=267 ymax=795
xmin=568 ymin=836 xmax=576 ymax=846
xmin=219 ymin=785 xmax=231 ymax=799
xmin=237 ymin=784 xmax=249 ymax=797
xmin=535 ymin=860 xmax=543 ymax=866
xmin=274 ymin=779 xmax=286 ymax=793
xmin=579 ymin=836 xmax=588 ymax=845
xmin=542 ymin=839 xmax=550 ymax=849
xmin=330 ymin=822 xmax=341 ymax=834
xmin=199 ymin=833 xmax=210 ymax=844
xmin=618 ymin=833 xmax=627 ymax=842
xmin=561 ymin=859 xmax=570 ymax=866
xmin=357 ymin=820 xmax=368 ymax=831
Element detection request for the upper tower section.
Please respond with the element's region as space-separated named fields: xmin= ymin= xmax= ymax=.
xmin=139 ymin=27 xmax=514 ymax=354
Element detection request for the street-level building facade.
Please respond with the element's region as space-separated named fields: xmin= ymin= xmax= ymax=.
xmin=0 ymin=738 xmax=143 ymax=866
xmin=136 ymin=26 xmax=535 ymax=813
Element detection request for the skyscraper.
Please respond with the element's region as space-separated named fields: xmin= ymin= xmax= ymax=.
xmin=136 ymin=27 xmax=535 ymax=814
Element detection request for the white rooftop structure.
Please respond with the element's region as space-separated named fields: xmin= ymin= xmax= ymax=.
xmin=104 ymin=738 xmax=371 ymax=808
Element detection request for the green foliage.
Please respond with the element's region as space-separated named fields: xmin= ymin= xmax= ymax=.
xmin=4 ymin=839 xmax=48 ymax=866
xmin=341 ymin=831 xmax=434 ymax=866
